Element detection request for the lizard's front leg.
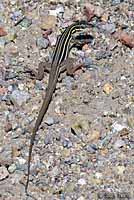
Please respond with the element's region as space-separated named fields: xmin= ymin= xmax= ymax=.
xmin=57 ymin=57 xmax=85 ymax=79
xmin=37 ymin=62 xmax=51 ymax=80
xmin=65 ymin=58 xmax=84 ymax=75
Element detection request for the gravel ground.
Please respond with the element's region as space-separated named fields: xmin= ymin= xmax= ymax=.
xmin=0 ymin=0 xmax=134 ymax=200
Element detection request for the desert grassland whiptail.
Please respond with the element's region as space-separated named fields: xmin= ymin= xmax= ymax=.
xmin=25 ymin=20 xmax=90 ymax=194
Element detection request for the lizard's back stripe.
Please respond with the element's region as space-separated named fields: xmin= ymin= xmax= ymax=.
xmin=52 ymin=20 xmax=89 ymax=67
xmin=50 ymin=20 xmax=89 ymax=85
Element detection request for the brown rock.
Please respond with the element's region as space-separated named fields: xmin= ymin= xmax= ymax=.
xmin=103 ymin=83 xmax=113 ymax=95
xmin=0 ymin=86 xmax=7 ymax=95
xmin=4 ymin=122 xmax=12 ymax=132
xmin=84 ymin=4 xmax=95 ymax=21
xmin=4 ymin=43 xmax=18 ymax=56
xmin=119 ymin=128 xmax=129 ymax=137
xmin=0 ymin=27 xmax=7 ymax=37
xmin=12 ymin=146 xmax=21 ymax=158
xmin=87 ymin=130 xmax=100 ymax=143
xmin=101 ymin=14 xmax=109 ymax=22
xmin=113 ymin=31 xmax=134 ymax=48
xmin=40 ymin=15 xmax=57 ymax=30
xmin=94 ymin=6 xmax=104 ymax=18
xmin=100 ymin=148 xmax=108 ymax=156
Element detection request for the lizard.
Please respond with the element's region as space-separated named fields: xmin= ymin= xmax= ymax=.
xmin=25 ymin=20 xmax=90 ymax=194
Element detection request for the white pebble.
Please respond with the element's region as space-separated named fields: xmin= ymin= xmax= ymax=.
xmin=8 ymin=163 xmax=16 ymax=173
xmin=78 ymin=178 xmax=86 ymax=185
xmin=112 ymin=122 xmax=126 ymax=133
xmin=95 ymin=172 xmax=103 ymax=179
xmin=17 ymin=157 xmax=26 ymax=165
xmin=18 ymin=83 xmax=24 ymax=91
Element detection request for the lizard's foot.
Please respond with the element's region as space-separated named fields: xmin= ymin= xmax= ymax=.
xmin=37 ymin=62 xmax=51 ymax=80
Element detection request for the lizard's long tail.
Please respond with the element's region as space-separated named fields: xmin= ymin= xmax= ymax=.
xmin=25 ymin=77 xmax=58 ymax=194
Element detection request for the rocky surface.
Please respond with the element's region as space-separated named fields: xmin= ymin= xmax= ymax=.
xmin=0 ymin=0 xmax=134 ymax=199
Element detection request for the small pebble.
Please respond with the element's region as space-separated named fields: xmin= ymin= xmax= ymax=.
xmin=36 ymin=37 xmax=49 ymax=49
xmin=0 ymin=38 xmax=6 ymax=52
xmin=99 ymin=133 xmax=113 ymax=147
xmin=10 ymin=0 xmax=17 ymax=5
xmin=55 ymin=3 xmax=65 ymax=18
xmin=8 ymin=85 xmax=13 ymax=92
xmin=103 ymin=83 xmax=113 ymax=95
xmin=5 ymin=43 xmax=18 ymax=56
xmin=12 ymin=146 xmax=21 ymax=158
xmin=16 ymin=157 xmax=26 ymax=165
xmin=127 ymin=116 xmax=134 ymax=129
xmin=40 ymin=15 xmax=56 ymax=29
xmin=95 ymin=172 xmax=103 ymax=179
xmin=10 ymin=10 xmax=22 ymax=21
xmin=63 ymin=76 xmax=74 ymax=90
xmin=50 ymin=166 xmax=59 ymax=177
xmin=113 ymin=139 xmax=125 ymax=149
xmin=0 ymin=26 xmax=7 ymax=37
xmin=10 ymin=90 xmax=30 ymax=106
xmin=6 ymin=29 xmax=17 ymax=42
xmin=112 ymin=0 xmax=122 ymax=6
xmin=48 ymin=33 xmax=57 ymax=46
xmin=12 ymin=122 xmax=19 ymax=130
xmin=44 ymin=133 xmax=53 ymax=145
xmin=4 ymin=122 xmax=12 ymax=132
xmin=78 ymin=178 xmax=86 ymax=185
xmin=112 ymin=122 xmax=126 ymax=133
xmin=35 ymin=80 xmax=44 ymax=90
xmin=55 ymin=97 xmax=63 ymax=114
xmin=101 ymin=23 xmax=116 ymax=34
xmin=83 ymin=57 xmax=93 ymax=68
xmin=115 ymin=165 xmax=126 ymax=175
xmin=18 ymin=83 xmax=24 ymax=91
xmin=0 ymin=166 xmax=9 ymax=180
xmin=44 ymin=116 xmax=55 ymax=126
xmin=95 ymin=6 xmax=104 ymax=18
xmin=71 ymin=115 xmax=90 ymax=135
xmin=0 ymin=86 xmax=7 ymax=96
xmin=101 ymin=13 xmax=109 ymax=22
xmin=62 ymin=139 xmax=73 ymax=149
xmin=96 ymin=51 xmax=112 ymax=60
xmin=77 ymin=196 xmax=85 ymax=200
xmin=86 ymin=144 xmax=98 ymax=154
xmin=19 ymin=17 xmax=32 ymax=28
xmin=8 ymin=163 xmax=16 ymax=173
xmin=128 ymin=141 xmax=134 ymax=149
xmin=87 ymin=130 xmax=100 ymax=143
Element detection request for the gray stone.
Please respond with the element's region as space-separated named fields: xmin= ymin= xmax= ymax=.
xmin=86 ymin=144 xmax=98 ymax=154
xmin=19 ymin=17 xmax=32 ymax=28
xmin=113 ymin=139 xmax=125 ymax=149
xmin=10 ymin=90 xmax=30 ymax=106
xmin=36 ymin=37 xmax=49 ymax=49
xmin=44 ymin=116 xmax=55 ymax=126
xmin=0 ymin=166 xmax=9 ymax=180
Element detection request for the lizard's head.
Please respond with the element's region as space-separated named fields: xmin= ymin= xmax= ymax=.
xmin=70 ymin=20 xmax=90 ymax=34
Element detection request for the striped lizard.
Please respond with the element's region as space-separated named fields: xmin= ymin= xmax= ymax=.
xmin=25 ymin=20 xmax=90 ymax=194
